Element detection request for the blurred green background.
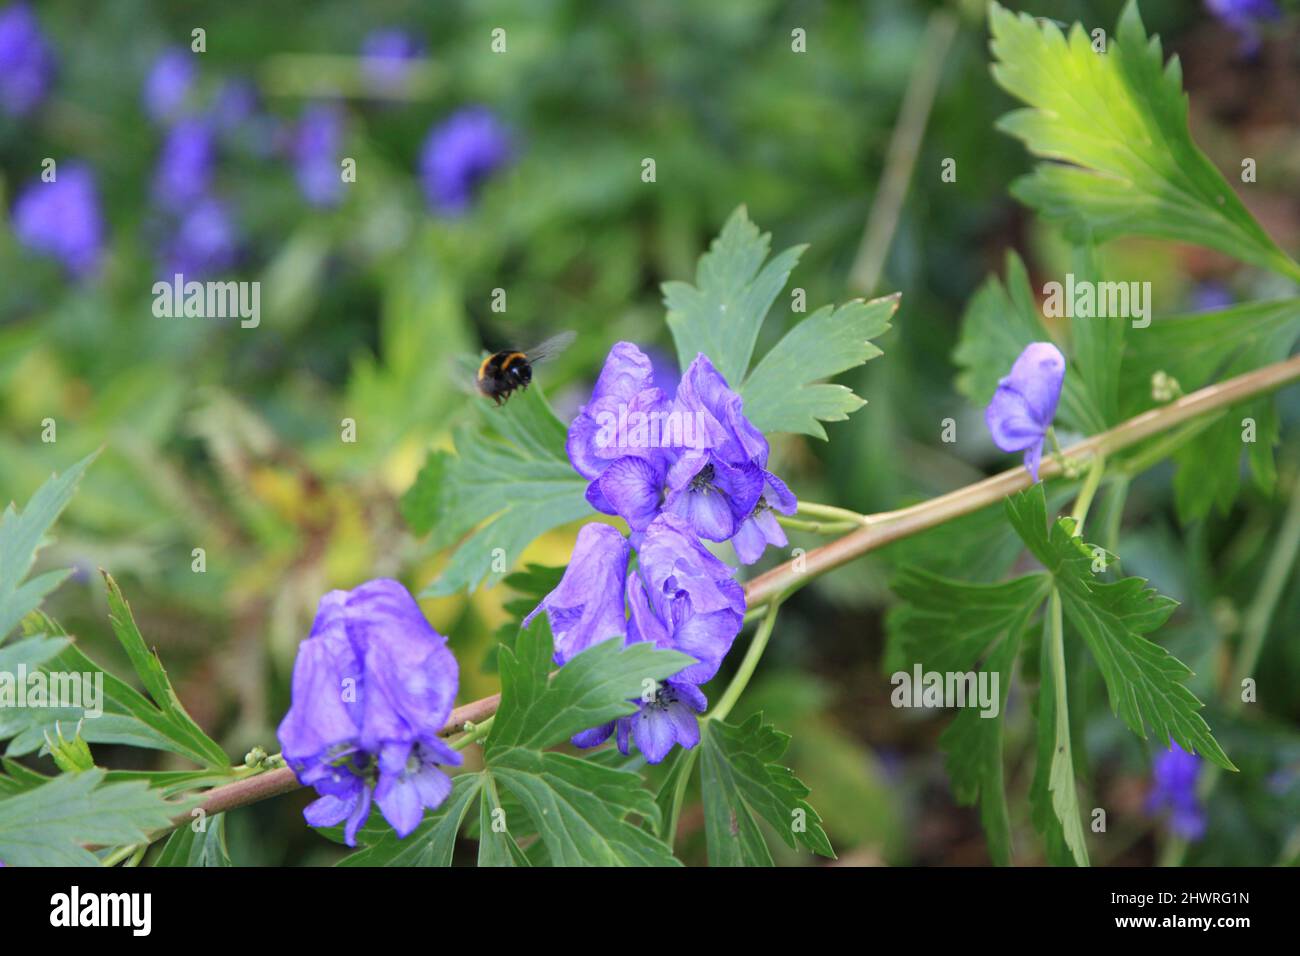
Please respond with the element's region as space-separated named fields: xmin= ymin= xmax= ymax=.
xmin=2 ymin=0 xmax=1298 ymax=865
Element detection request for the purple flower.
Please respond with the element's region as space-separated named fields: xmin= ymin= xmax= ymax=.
xmin=277 ymin=579 xmax=462 ymax=846
xmin=567 ymin=342 xmax=674 ymax=531
xmin=361 ymin=29 xmax=424 ymax=94
xmin=11 ymin=163 xmax=104 ymax=278
xmin=628 ymin=513 xmax=746 ymax=685
xmin=984 ymin=342 xmax=1065 ymax=482
xmin=419 ymin=107 xmax=512 ymax=215
xmin=664 ymin=354 xmax=783 ymax=549
xmin=0 ymin=2 xmax=55 ymax=117
xmin=1206 ymin=0 xmax=1281 ymax=55
xmin=1191 ymin=280 xmax=1234 ymax=311
xmin=159 ymin=196 xmax=238 ymax=279
xmin=522 ymin=523 xmax=631 ymax=665
xmin=143 ymin=48 xmax=195 ymax=125
xmin=292 ymin=103 xmax=345 ymax=207
xmin=211 ymin=78 xmax=258 ymax=134
xmin=153 ymin=118 xmax=216 ymax=210
xmin=1146 ymin=744 xmax=1206 ymax=841
xmin=575 ymin=679 xmax=708 ymax=765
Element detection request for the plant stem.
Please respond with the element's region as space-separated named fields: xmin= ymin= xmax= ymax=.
xmin=795 ymin=501 xmax=870 ymax=525
xmin=664 ymin=748 xmax=700 ymax=852
xmin=848 ymin=9 xmax=960 ymax=294
xmin=709 ymin=598 xmax=783 ymax=723
xmin=1070 ymin=453 xmax=1106 ymax=535
xmin=451 ymin=716 xmax=495 ymax=751
xmin=170 ymin=351 xmax=1300 ymax=835
xmin=777 ymin=515 xmax=859 ymax=535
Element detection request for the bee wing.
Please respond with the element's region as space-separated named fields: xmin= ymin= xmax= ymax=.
xmin=523 ymin=330 xmax=576 ymax=366
xmin=449 ymin=351 xmax=490 ymax=397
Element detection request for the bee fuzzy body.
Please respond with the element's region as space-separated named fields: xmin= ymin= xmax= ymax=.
xmin=476 ymin=350 xmax=533 ymax=405
xmin=472 ymin=331 xmax=573 ymax=405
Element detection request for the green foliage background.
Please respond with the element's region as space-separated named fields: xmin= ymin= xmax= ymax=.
xmin=2 ymin=0 xmax=1299 ymax=865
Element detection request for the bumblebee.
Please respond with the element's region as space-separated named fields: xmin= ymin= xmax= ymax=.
xmin=475 ymin=331 xmax=574 ymax=405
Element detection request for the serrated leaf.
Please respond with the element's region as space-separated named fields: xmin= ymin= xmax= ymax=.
xmin=740 ymin=295 xmax=895 ymax=439
xmin=0 ymin=769 xmax=177 ymax=866
xmin=989 ymin=1 xmax=1300 ymax=282
xmin=0 ymin=452 xmax=96 ymax=641
xmin=155 ymin=813 xmax=232 ymax=866
xmin=663 ymin=205 xmax=806 ymax=387
xmin=410 ymin=387 xmax=590 ymax=596
xmin=488 ymin=615 xmax=694 ymax=754
xmin=489 ymin=747 xmax=679 ymax=866
xmin=1006 ymin=485 xmax=1235 ymax=771
xmin=103 ymin=573 xmax=228 ymax=769
xmin=890 ymin=568 xmax=1051 ymax=864
xmin=698 ymin=714 xmax=834 ymax=866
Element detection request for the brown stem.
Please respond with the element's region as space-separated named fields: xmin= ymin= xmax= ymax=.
xmin=181 ymin=352 xmax=1300 ymax=828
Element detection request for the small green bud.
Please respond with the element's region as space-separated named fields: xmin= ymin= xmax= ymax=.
xmin=44 ymin=721 xmax=95 ymax=773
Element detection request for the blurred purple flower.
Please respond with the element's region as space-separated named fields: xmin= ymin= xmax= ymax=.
xmin=0 ymin=2 xmax=55 ymax=117
xmin=143 ymin=47 xmax=195 ymax=124
xmin=522 ymin=523 xmax=631 ymax=665
xmin=361 ymin=28 xmax=424 ymax=94
xmin=12 ymin=163 xmax=104 ymax=278
xmin=159 ymin=196 xmax=238 ymax=279
xmin=419 ymin=107 xmax=512 ymax=214
xmin=211 ymin=78 xmax=258 ymax=134
xmin=277 ymin=579 xmax=462 ymax=846
xmin=1191 ymin=280 xmax=1235 ymax=311
xmin=292 ymin=103 xmax=345 ymax=207
xmin=1146 ymin=743 xmax=1206 ymax=841
xmin=1206 ymin=0 xmax=1281 ymax=55
xmin=153 ymin=118 xmax=216 ymax=210
xmin=984 ymin=342 xmax=1065 ymax=482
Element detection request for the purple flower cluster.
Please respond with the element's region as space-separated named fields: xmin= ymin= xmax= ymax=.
xmin=419 ymin=107 xmax=512 ymax=215
xmin=1206 ymin=0 xmax=1281 ymax=55
xmin=0 ymin=2 xmax=55 ymax=117
xmin=526 ymin=342 xmax=786 ymax=764
xmin=11 ymin=164 xmax=104 ymax=278
xmin=277 ymin=579 xmax=462 ymax=845
xmin=568 ymin=343 xmax=796 ymax=563
xmin=985 ymin=342 xmax=1066 ymax=482
xmin=361 ymin=28 xmax=424 ymax=94
xmin=142 ymin=47 xmax=196 ymax=125
xmin=525 ymin=517 xmax=745 ymax=764
xmin=1146 ymin=744 xmax=1206 ymax=841
xmin=292 ymin=103 xmax=346 ymax=208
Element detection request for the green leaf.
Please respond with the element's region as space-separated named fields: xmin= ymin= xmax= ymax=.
xmin=488 ymin=615 xmax=694 ymax=754
xmin=890 ymin=568 xmax=1051 ymax=864
xmin=477 ymin=773 xmax=527 ymax=866
xmin=0 ymin=769 xmax=177 ymax=866
xmin=409 ymin=386 xmax=590 ymax=596
xmin=698 ymin=714 xmax=834 ymax=866
xmin=663 ymin=205 xmax=806 ymax=387
xmin=155 ymin=813 xmax=232 ymax=866
xmin=740 ymin=295 xmax=895 ymax=439
xmin=1124 ymin=299 xmax=1300 ymax=519
xmin=489 ymin=747 xmax=679 ymax=866
xmin=1006 ymin=485 xmax=1235 ymax=771
xmin=1040 ymin=590 xmax=1090 ymax=866
xmin=0 ymin=452 xmax=96 ymax=641
xmin=952 ymin=251 xmax=1106 ymax=436
xmin=989 ymin=1 xmax=1300 ymax=282
xmin=103 ymin=573 xmax=228 ymax=769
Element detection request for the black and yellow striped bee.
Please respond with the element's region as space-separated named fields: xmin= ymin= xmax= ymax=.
xmin=475 ymin=331 xmax=575 ymax=405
